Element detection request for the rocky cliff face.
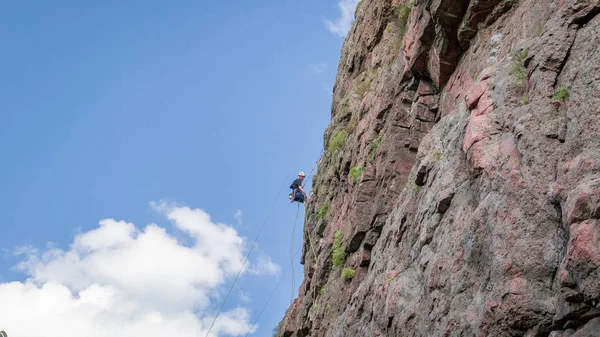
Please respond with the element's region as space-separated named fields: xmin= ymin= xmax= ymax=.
xmin=278 ymin=0 xmax=600 ymax=336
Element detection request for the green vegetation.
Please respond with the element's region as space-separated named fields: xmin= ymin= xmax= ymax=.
xmin=319 ymin=287 xmax=326 ymax=296
xmin=328 ymin=130 xmax=348 ymax=153
xmin=325 ymin=305 xmax=330 ymax=313
xmin=521 ymin=96 xmax=530 ymax=105
xmin=553 ymin=84 xmax=569 ymax=102
xmin=316 ymin=202 xmax=329 ymax=220
xmin=387 ymin=0 xmax=414 ymax=61
xmin=335 ymin=104 xmax=352 ymax=123
xmin=511 ymin=48 xmax=529 ymax=86
xmin=354 ymin=81 xmax=371 ymax=99
xmin=346 ymin=111 xmax=359 ymax=133
xmin=515 ymin=48 xmax=529 ymax=63
xmin=432 ymin=150 xmax=442 ymax=162
xmin=332 ymin=230 xmax=345 ymax=268
xmin=394 ymin=1 xmax=414 ymax=38
xmin=350 ymin=166 xmax=364 ymax=184
xmin=341 ymin=268 xmax=356 ymax=280
xmin=511 ymin=62 xmax=526 ymax=82
xmin=399 ymin=2 xmax=413 ymax=20
xmin=368 ymin=132 xmax=384 ymax=162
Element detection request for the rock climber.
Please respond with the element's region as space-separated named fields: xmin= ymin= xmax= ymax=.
xmin=289 ymin=171 xmax=308 ymax=203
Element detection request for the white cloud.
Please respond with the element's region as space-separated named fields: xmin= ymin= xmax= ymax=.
xmin=13 ymin=245 xmax=38 ymax=257
xmin=0 ymin=202 xmax=277 ymax=337
xmin=249 ymin=255 xmax=280 ymax=276
xmin=310 ymin=62 xmax=328 ymax=74
xmin=239 ymin=291 xmax=251 ymax=303
xmin=325 ymin=0 xmax=360 ymax=37
xmin=234 ymin=209 xmax=243 ymax=226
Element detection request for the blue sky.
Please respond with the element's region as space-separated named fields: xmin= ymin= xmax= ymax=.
xmin=0 ymin=1 xmax=358 ymax=336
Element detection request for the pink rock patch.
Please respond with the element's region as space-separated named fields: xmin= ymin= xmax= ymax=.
xmin=466 ymin=81 xmax=487 ymax=109
xmin=566 ymin=220 xmax=600 ymax=267
xmin=467 ymin=141 xmax=499 ymax=171
xmin=463 ymin=115 xmax=493 ymax=152
xmin=564 ymin=182 xmax=600 ymax=225
xmin=471 ymin=94 xmax=494 ymax=117
xmin=558 ymin=219 xmax=600 ymax=299
xmin=563 ymin=154 xmax=598 ymax=175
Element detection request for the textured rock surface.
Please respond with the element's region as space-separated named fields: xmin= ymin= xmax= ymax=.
xmin=277 ymin=0 xmax=600 ymax=336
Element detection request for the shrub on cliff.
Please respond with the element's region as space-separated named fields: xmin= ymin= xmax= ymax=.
xmin=394 ymin=1 xmax=414 ymax=37
xmin=341 ymin=268 xmax=355 ymax=280
xmin=332 ymin=230 xmax=345 ymax=268
xmin=328 ymin=130 xmax=347 ymax=153
xmin=316 ymin=202 xmax=329 ymax=219
xmin=368 ymin=132 xmax=384 ymax=162
xmin=511 ymin=48 xmax=528 ymax=87
xmin=553 ymin=84 xmax=569 ymax=102
xmin=350 ymin=166 xmax=364 ymax=184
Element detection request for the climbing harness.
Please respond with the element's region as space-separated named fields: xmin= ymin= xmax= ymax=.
xmin=289 ymin=149 xmax=324 ymax=204
xmin=289 ymin=188 xmax=305 ymax=203
xmin=289 ymin=174 xmax=306 ymax=203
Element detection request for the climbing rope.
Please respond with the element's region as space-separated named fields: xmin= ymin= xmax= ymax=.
xmin=203 ymin=174 xmax=290 ymax=337
xmin=290 ymin=203 xmax=301 ymax=303
xmin=243 ymin=244 xmax=302 ymax=337
xmin=204 ymin=113 xmax=324 ymax=337
xmin=297 ymin=149 xmax=324 ymax=301
xmin=305 ymin=224 xmax=320 ymax=300
xmin=291 ymin=149 xmax=323 ymax=302
xmin=302 ymin=148 xmax=324 ymax=191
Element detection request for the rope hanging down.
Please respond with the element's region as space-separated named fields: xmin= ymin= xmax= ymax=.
xmin=303 ymin=148 xmax=324 ymax=188
xmin=305 ymin=222 xmax=320 ymax=300
xmin=204 ymin=114 xmax=324 ymax=337
xmin=290 ymin=203 xmax=300 ymax=304
xmin=203 ymin=174 xmax=290 ymax=337
xmin=290 ymin=148 xmax=322 ymax=303
xmin=244 ymin=244 xmax=302 ymax=337
xmin=205 ymin=148 xmax=323 ymax=336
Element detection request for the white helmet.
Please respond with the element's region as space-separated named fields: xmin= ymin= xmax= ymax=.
xmin=298 ymin=171 xmax=306 ymax=177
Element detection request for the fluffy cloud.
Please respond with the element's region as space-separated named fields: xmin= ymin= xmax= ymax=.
xmin=249 ymin=255 xmax=280 ymax=276
xmin=234 ymin=209 xmax=243 ymax=226
xmin=0 ymin=202 xmax=277 ymax=337
xmin=325 ymin=0 xmax=360 ymax=37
